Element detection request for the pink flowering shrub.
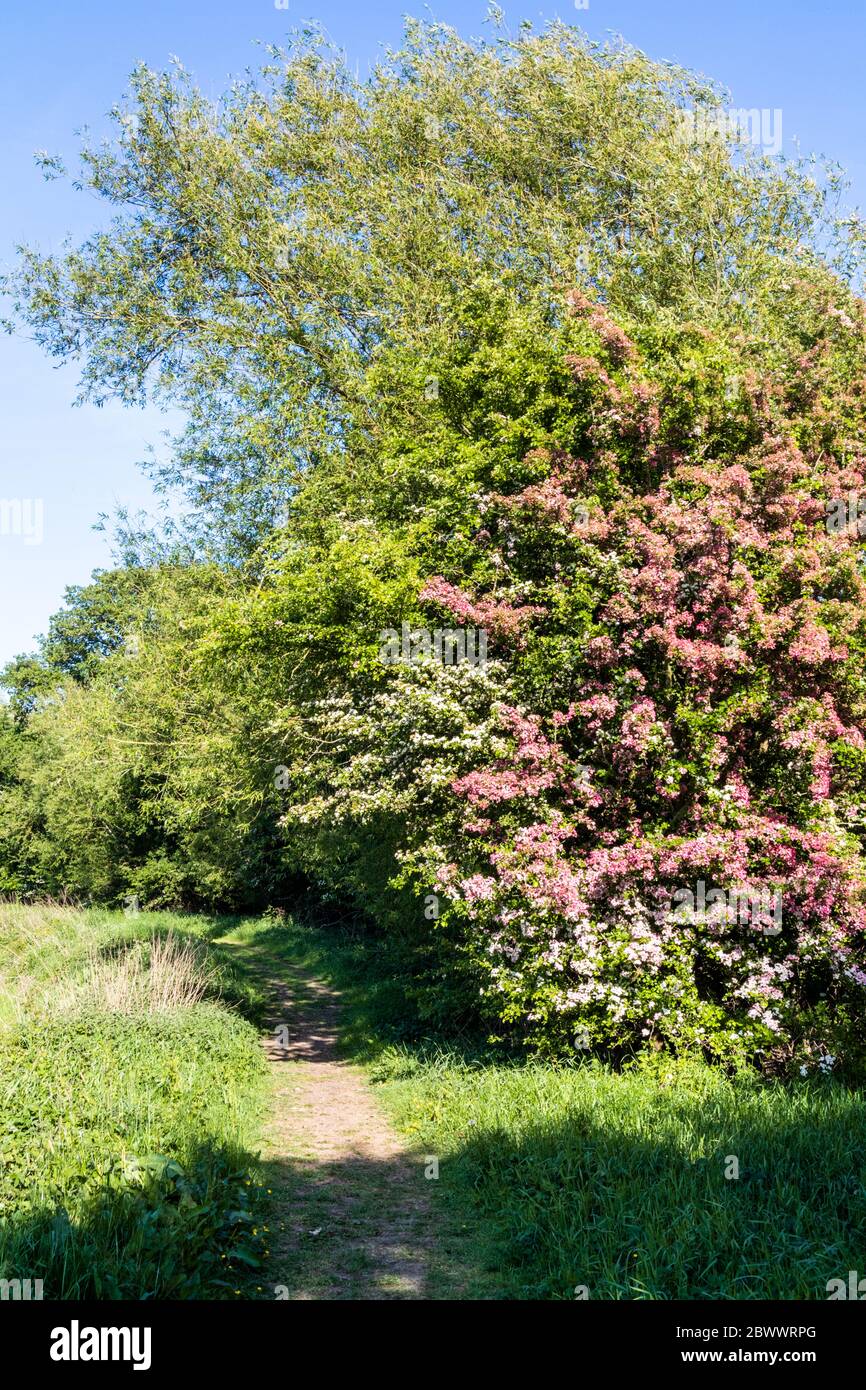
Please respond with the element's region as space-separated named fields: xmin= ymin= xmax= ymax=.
xmin=396 ymin=286 xmax=866 ymax=1072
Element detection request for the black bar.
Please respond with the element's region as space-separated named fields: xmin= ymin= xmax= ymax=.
xmin=2 ymin=1297 xmax=859 ymax=1375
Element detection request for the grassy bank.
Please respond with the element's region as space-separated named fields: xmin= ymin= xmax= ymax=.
xmin=0 ymin=903 xmax=268 ymax=1299
xmin=219 ymin=912 xmax=866 ymax=1301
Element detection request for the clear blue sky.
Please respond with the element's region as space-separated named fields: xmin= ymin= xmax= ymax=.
xmin=1 ymin=0 xmax=864 ymax=667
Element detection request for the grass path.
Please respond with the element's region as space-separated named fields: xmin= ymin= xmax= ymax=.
xmin=217 ymin=926 xmax=492 ymax=1300
xmin=260 ymin=968 xmax=433 ymax=1299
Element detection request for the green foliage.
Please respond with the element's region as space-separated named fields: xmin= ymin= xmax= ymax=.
xmin=0 ymin=1012 xmax=266 ymax=1298
xmin=3 ymin=19 xmax=866 ymax=1069
xmin=3 ymin=21 xmax=861 ymax=553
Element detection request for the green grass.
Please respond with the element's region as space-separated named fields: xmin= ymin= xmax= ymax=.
xmin=219 ymin=912 xmax=866 ymax=1301
xmin=380 ymin=1052 xmax=866 ymax=1299
xmin=5 ymin=903 xmax=866 ymax=1301
xmin=0 ymin=903 xmax=268 ymax=1299
xmin=0 ymin=902 xmax=263 ymax=1029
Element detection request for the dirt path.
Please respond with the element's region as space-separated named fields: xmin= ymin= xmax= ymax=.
xmin=259 ymin=970 xmax=435 ymax=1300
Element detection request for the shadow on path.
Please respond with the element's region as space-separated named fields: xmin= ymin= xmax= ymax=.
xmin=252 ymin=962 xmax=482 ymax=1299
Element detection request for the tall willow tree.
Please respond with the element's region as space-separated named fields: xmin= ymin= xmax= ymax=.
xmin=4 ymin=19 xmax=862 ymax=557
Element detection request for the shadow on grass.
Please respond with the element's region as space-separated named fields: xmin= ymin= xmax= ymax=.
xmin=436 ymin=1085 xmax=866 ymax=1300
xmin=211 ymin=913 xmax=503 ymax=1071
xmin=0 ymin=1139 xmax=266 ymax=1301
xmin=8 ymin=1099 xmax=861 ymax=1302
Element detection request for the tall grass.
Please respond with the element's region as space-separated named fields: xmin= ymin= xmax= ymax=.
xmin=0 ymin=903 xmax=268 ymax=1299
xmin=374 ymin=1050 xmax=866 ymax=1299
xmin=53 ymin=933 xmax=216 ymax=1015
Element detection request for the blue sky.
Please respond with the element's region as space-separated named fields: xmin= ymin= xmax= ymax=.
xmin=1 ymin=0 xmax=864 ymax=666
